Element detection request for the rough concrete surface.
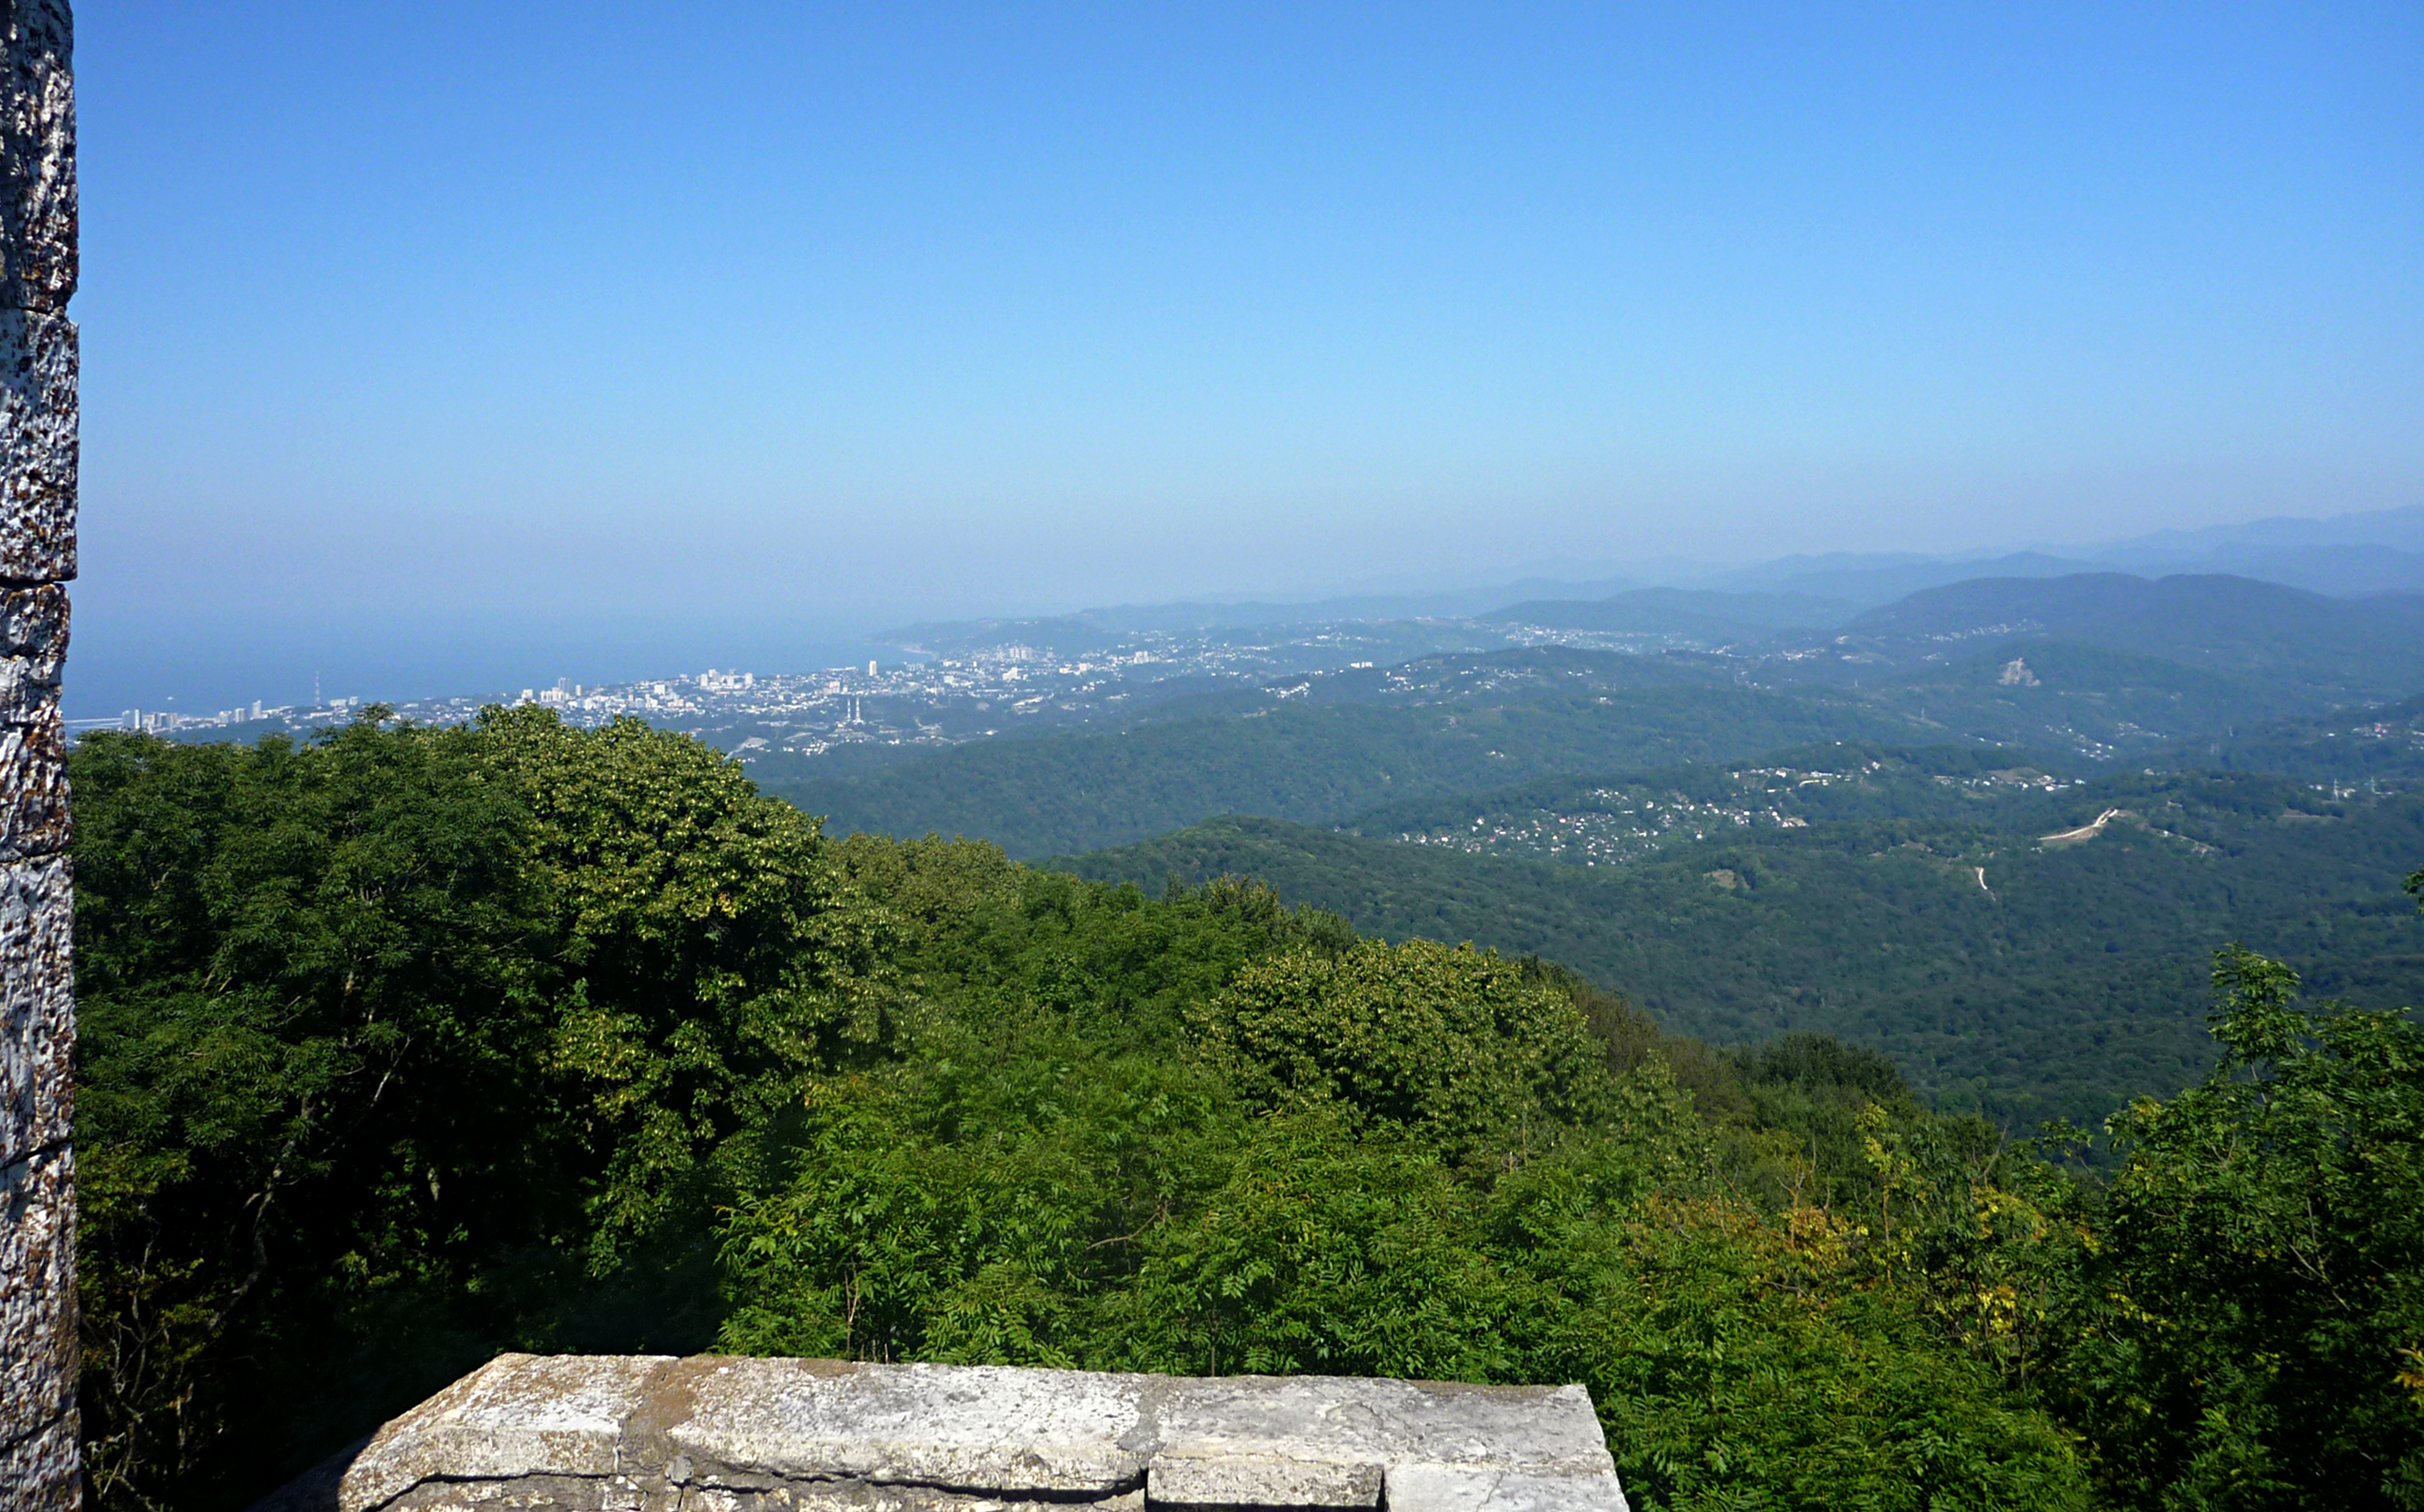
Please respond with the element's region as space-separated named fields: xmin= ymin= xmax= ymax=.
xmin=256 ymin=1355 xmax=1629 ymax=1512
xmin=0 ymin=581 xmax=66 ymax=720
xmin=0 ymin=1144 xmax=74 ymax=1435
xmin=0 ymin=853 xmax=72 ymax=1160
xmin=0 ymin=712 xmax=68 ymax=860
xmin=0 ymin=1406 xmax=79 ymax=1512
xmin=0 ymin=305 xmax=76 ymax=582
xmin=0 ymin=0 xmax=73 ymax=313
xmin=0 ymin=1 xmax=74 ymax=1505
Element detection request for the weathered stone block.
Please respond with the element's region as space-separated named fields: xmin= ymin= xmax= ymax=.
xmin=0 ymin=306 xmax=74 ymax=582
xmin=0 ymin=0 xmax=72 ymax=314
xmin=368 ymin=1473 xmax=1140 ymax=1511
xmin=339 ymin=1353 xmax=660 ymax=1508
xmin=0 ymin=581 xmax=63 ymax=721
xmin=1388 ymin=1462 xmax=1628 ymax=1511
xmin=0 ymin=1145 xmax=76 ymax=1436
xmin=1148 ymin=1453 xmax=1383 ymax=1507
xmin=0 ymin=711 xmax=65 ymax=861
xmin=1142 ymin=1371 xmax=1619 ymax=1487
xmin=0 ymin=852 xmax=69 ymax=1164
xmin=662 ymin=1355 xmax=1148 ymax=1496
xmin=257 ymin=1354 xmax=1630 ymax=1512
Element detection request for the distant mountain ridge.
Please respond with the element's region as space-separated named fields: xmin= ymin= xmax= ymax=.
xmin=1473 ymin=570 xmax=2424 ymax=705
xmin=1481 ymin=586 xmax=1855 ymax=639
xmin=2098 ymin=542 xmax=2424 ymax=598
xmin=1841 ymin=572 xmax=2424 ymax=701
xmin=2082 ymin=506 xmax=2424 ymax=596
xmin=2096 ymin=501 xmax=2424 ymax=555
xmin=786 ymin=571 xmax=2424 ymax=859
xmin=878 ymin=504 xmax=2424 ymax=656
xmin=1711 ymin=551 xmax=2105 ymax=609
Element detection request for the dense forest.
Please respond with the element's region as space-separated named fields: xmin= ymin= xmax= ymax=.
xmin=764 ymin=664 xmax=1914 ymax=858
xmin=1060 ymin=755 xmax=2424 ymax=1123
xmin=764 ymin=592 xmax=2424 ymax=864
xmin=69 ymin=712 xmax=2424 ymax=1510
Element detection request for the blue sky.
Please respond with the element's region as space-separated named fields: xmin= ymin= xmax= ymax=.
xmin=73 ymin=3 xmax=2424 ymax=710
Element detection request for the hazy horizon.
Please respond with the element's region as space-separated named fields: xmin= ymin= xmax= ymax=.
xmin=74 ymin=4 xmax=2423 ymax=713
xmin=69 ymin=500 xmax=2424 ymax=718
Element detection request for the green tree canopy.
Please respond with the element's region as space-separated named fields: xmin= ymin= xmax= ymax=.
xmin=2050 ymin=948 xmax=2424 ymax=1507
xmin=1193 ymin=937 xmax=1613 ymax=1162
xmin=70 ymin=713 xmax=2423 ymax=1512
xmin=72 ymin=712 xmax=889 ymax=1508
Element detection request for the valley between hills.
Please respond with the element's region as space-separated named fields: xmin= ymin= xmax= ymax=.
xmin=755 ymin=571 xmax=2424 ymax=1124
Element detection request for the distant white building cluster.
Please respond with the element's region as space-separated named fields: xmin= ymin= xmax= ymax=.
xmin=70 ymin=697 xmax=364 ymax=735
xmin=73 ymin=648 xmax=1078 ymax=760
xmin=72 ymin=619 xmax=1503 ymax=762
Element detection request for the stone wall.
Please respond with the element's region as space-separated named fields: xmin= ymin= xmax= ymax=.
xmin=256 ymin=1355 xmax=1629 ymax=1512
xmin=0 ymin=1 xmax=75 ymax=1508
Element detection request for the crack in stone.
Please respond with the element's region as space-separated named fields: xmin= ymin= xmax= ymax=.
xmin=0 ymin=1401 xmax=73 ymax=1456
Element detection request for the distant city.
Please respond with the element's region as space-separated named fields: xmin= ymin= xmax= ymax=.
xmin=70 ymin=506 xmax=2424 ymax=769
xmin=69 ymin=616 xmax=1494 ymax=762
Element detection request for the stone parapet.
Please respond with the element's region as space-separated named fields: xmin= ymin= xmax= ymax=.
xmin=255 ymin=1354 xmax=1630 ymax=1512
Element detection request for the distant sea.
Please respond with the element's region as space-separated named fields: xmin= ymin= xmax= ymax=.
xmin=64 ymin=601 xmax=892 ymax=722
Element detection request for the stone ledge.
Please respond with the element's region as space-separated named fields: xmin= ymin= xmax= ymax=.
xmin=256 ymin=1354 xmax=1629 ymax=1512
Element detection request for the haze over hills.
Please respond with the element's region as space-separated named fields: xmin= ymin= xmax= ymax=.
xmin=1706 ymin=551 xmax=2105 ymax=609
xmin=739 ymin=560 xmax=2424 ymax=1128
xmin=862 ymin=503 xmax=2424 ymax=673
xmin=2106 ymin=501 xmax=2424 ymax=554
xmin=772 ymin=569 xmax=2424 ymax=856
xmin=1838 ymin=574 xmax=2424 ymax=697
xmin=1702 ymin=504 xmax=2424 ymax=603
xmin=1479 ymin=587 xmax=1857 ymax=639
xmin=881 ymin=580 xmax=1644 ymax=653
xmin=120 ymin=527 xmax=2424 ymax=1131
xmin=2088 ymin=502 xmax=2424 ymax=596
xmin=758 ymin=649 xmax=1917 ymax=858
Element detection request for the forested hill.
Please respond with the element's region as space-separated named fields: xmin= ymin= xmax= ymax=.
xmin=1836 ymin=572 xmax=2424 ymax=699
xmin=764 ymin=667 xmax=1910 ymax=858
xmin=2164 ymin=691 xmax=2424 ymax=785
xmin=67 ymin=713 xmax=2424 ymax=1512
xmin=1053 ymin=764 xmax=2424 ymax=1125
xmin=763 ymin=574 xmax=2424 ymax=859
